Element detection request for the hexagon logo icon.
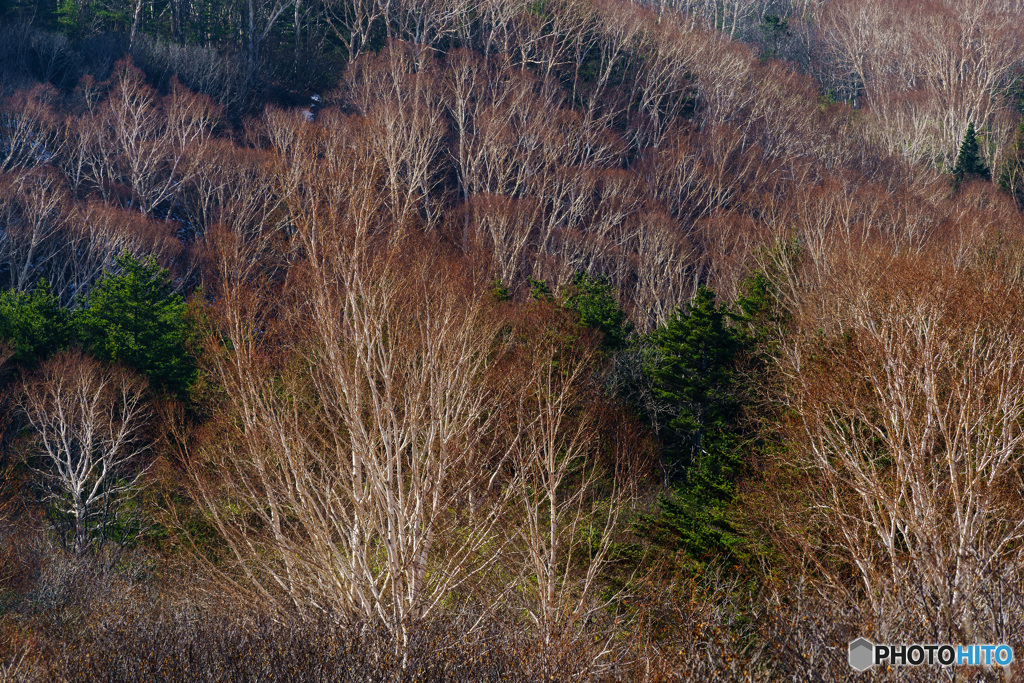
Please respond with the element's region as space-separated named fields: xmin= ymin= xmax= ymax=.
xmin=849 ymin=638 xmax=874 ymax=672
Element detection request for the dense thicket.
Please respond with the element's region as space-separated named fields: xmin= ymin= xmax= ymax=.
xmin=2 ymin=0 xmax=1024 ymax=680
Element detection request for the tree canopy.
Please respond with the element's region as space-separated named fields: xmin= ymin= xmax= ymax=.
xmin=953 ymin=122 xmax=990 ymax=182
xmin=77 ymin=252 xmax=194 ymax=395
xmin=562 ymin=272 xmax=632 ymax=349
xmin=0 ymin=282 xmax=72 ymax=365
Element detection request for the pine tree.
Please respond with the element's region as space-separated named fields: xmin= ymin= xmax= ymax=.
xmin=953 ymin=122 xmax=990 ymax=183
xmin=561 ymin=272 xmax=632 ymax=349
xmin=76 ymin=252 xmax=194 ymax=395
xmin=0 ymin=281 xmax=72 ymax=364
xmin=635 ymin=277 xmax=776 ymax=569
xmin=647 ymin=285 xmax=745 ymax=490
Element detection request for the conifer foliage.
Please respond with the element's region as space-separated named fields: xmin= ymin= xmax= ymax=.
xmin=0 ymin=282 xmax=71 ymax=364
xmin=5 ymin=0 xmax=1024 ymax=677
xmin=636 ymin=285 xmax=752 ymax=565
xmin=561 ymin=272 xmax=632 ymax=349
xmin=76 ymin=252 xmax=194 ymax=395
xmin=647 ymin=285 xmax=746 ymax=489
xmin=952 ymin=122 xmax=990 ymax=183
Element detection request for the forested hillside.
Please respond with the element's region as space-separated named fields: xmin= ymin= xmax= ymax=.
xmin=2 ymin=0 xmax=1024 ymax=680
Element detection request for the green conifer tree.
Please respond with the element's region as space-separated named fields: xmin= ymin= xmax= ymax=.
xmin=561 ymin=272 xmax=632 ymax=349
xmin=0 ymin=281 xmax=72 ymax=364
xmin=635 ymin=276 xmax=776 ymax=569
xmin=647 ymin=285 xmax=745 ymax=488
xmin=490 ymin=278 xmax=511 ymax=302
xmin=76 ymin=252 xmax=194 ymax=394
xmin=953 ymin=122 xmax=990 ymax=183
xmin=527 ymin=277 xmax=553 ymax=302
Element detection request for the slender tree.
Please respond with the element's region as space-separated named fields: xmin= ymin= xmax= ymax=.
xmin=952 ymin=122 xmax=989 ymax=182
xmin=20 ymin=351 xmax=151 ymax=556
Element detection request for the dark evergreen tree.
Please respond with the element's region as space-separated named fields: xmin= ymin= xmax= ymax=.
xmin=647 ymin=285 xmax=745 ymax=490
xmin=634 ymin=491 xmax=745 ymax=569
xmin=527 ymin=277 xmax=553 ymax=302
xmin=635 ymin=276 xmax=776 ymax=568
xmin=759 ymin=14 xmax=790 ymax=60
xmin=490 ymin=278 xmax=511 ymax=302
xmin=953 ymin=122 xmax=990 ymax=183
xmin=0 ymin=281 xmax=72 ymax=365
xmin=561 ymin=272 xmax=632 ymax=349
xmin=76 ymin=252 xmax=194 ymax=395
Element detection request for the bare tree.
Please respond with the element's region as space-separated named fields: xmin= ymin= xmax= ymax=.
xmin=0 ymin=163 xmax=182 ymax=303
xmin=347 ymin=46 xmax=450 ymax=235
xmin=774 ymin=266 xmax=1024 ymax=653
xmin=20 ymin=352 xmax=151 ymax=557
xmin=0 ymin=168 xmax=69 ymax=293
xmin=246 ymin=0 xmax=296 ymax=84
xmin=819 ymin=0 xmax=1024 ymax=170
xmin=504 ymin=335 xmax=645 ymax=664
xmin=193 ymin=247 xmax=517 ymax=654
xmin=55 ymin=201 xmax=184 ymax=303
xmin=0 ymin=339 xmax=14 ymax=484
xmin=0 ymin=85 xmax=64 ymax=174
xmin=324 ymin=0 xmax=387 ymax=62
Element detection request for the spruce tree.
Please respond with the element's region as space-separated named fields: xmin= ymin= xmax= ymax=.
xmin=561 ymin=272 xmax=632 ymax=349
xmin=635 ymin=277 xmax=776 ymax=569
xmin=953 ymin=122 xmax=990 ymax=182
xmin=76 ymin=252 xmax=194 ymax=395
xmin=647 ymin=285 xmax=745 ymax=490
xmin=0 ymin=281 xmax=72 ymax=364
xmin=527 ymin=277 xmax=553 ymax=302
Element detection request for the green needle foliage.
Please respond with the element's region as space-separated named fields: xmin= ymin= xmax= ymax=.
xmin=527 ymin=276 xmax=553 ymax=302
xmin=636 ymin=277 xmax=775 ymax=569
xmin=638 ymin=493 xmax=745 ymax=570
xmin=647 ymin=285 xmax=745 ymax=487
xmin=561 ymin=272 xmax=632 ymax=349
xmin=0 ymin=281 xmax=72 ymax=365
xmin=490 ymin=278 xmax=512 ymax=302
xmin=76 ymin=252 xmax=195 ymax=395
xmin=953 ymin=122 xmax=990 ymax=185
